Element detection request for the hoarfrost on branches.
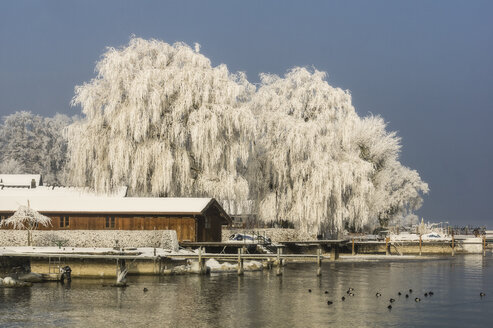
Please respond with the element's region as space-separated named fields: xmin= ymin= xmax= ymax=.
xmin=1 ymin=203 xmax=52 ymax=245
xmin=0 ymin=158 xmax=24 ymax=174
xmin=68 ymin=38 xmax=255 ymax=213
xmin=250 ymin=68 xmax=428 ymax=236
xmin=0 ymin=111 xmax=74 ymax=185
xmin=353 ymin=115 xmax=429 ymax=228
xmin=66 ymin=37 xmax=428 ymax=236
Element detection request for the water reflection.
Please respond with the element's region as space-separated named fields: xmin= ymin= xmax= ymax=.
xmin=0 ymin=254 xmax=492 ymax=327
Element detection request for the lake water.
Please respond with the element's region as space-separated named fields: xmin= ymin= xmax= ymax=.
xmin=1 ymin=254 xmax=492 ymax=328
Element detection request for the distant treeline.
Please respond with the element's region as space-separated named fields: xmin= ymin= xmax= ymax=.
xmin=0 ymin=111 xmax=75 ymax=185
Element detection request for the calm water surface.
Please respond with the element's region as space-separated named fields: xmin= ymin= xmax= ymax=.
xmin=1 ymin=254 xmax=492 ymax=328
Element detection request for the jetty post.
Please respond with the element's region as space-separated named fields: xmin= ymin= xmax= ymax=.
xmin=116 ymin=258 xmax=128 ymax=284
xmin=385 ymin=237 xmax=389 ymax=256
xmin=451 ymin=235 xmax=455 ymax=256
xmin=237 ymin=248 xmax=244 ymax=276
xmin=483 ymin=235 xmax=486 ymax=257
xmin=419 ymin=234 xmax=422 ymax=256
xmin=316 ymin=247 xmax=322 ymax=276
xmin=330 ymin=244 xmax=339 ymax=261
xmin=276 ymin=247 xmax=283 ymax=276
xmin=352 ymin=238 xmax=355 ymax=256
xmin=198 ymin=247 xmax=206 ymax=274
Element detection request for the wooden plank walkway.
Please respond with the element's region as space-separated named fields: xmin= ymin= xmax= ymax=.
xmin=180 ymin=242 xmax=263 ymax=248
xmin=0 ymin=251 xmax=326 ymax=261
xmin=0 ymin=249 xmax=331 ymax=277
xmin=278 ymin=239 xmax=347 ymax=245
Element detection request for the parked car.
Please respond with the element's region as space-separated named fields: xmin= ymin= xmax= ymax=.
xmin=228 ymin=233 xmax=271 ymax=244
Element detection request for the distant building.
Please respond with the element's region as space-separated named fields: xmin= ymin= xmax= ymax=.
xmin=0 ymin=174 xmax=42 ymax=188
xmin=0 ymin=175 xmax=231 ymax=242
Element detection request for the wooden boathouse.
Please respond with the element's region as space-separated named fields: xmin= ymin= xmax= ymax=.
xmin=0 ymin=179 xmax=231 ymax=242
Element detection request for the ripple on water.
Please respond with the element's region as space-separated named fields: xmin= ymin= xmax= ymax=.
xmin=0 ymin=254 xmax=492 ymax=328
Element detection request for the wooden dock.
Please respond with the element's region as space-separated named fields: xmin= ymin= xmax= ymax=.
xmin=277 ymin=239 xmax=347 ymax=261
xmin=0 ymin=247 xmax=334 ymax=279
xmin=1 ymin=237 xmax=488 ymax=280
xmin=179 ymin=241 xmax=262 ymax=254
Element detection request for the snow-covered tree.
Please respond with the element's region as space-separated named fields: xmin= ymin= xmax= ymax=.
xmin=43 ymin=113 xmax=75 ymax=184
xmin=0 ymin=111 xmax=74 ymax=185
xmin=353 ymin=115 xmax=428 ymax=228
xmin=390 ymin=213 xmax=419 ymax=228
xmin=67 ymin=38 xmax=255 ymax=213
xmin=66 ymin=37 xmax=428 ymax=236
xmin=0 ymin=111 xmax=44 ymax=174
xmin=1 ymin=203 xmax=52 ymax=246
xmin=249 ymin=68 xmax=428 ymax=236
xmin=250 ymin=68 xmax=373 ymax=235
xmin=0 ymin=158 xmax=25 ymax=174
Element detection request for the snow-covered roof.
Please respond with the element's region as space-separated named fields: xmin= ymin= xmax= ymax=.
xmin=0 ymin=195 xmax=214 ymax=215
xmin=0 ymin=174 xmax=41 ymax=188
xmin=0 ymin=185 xmax=128 ymax=198
xmin=0 ymin=178 xmax=229 ymax=219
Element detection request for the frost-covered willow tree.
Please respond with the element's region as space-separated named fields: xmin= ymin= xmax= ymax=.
xmin=0 ymin=111 xmax=74 ymax=185
xmin=67 ymin=37 xmax=428 ymax=235
xmin=353 ymin=116 xmax=429 ymax=228
xmin=68 ymin=38 xmax=255 ymax=213
xmin=249 ymin=68 xmax=428 ymax=236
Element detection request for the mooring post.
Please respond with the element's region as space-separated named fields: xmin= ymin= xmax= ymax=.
xmin=198 ymin=246 xmax=205 ymax=274
xmin=483 ymin=235 xmax=486 ymax=257
xmin=385 ymin=237 xmax=389 ymax=256
xmin=116 ymin=259 xmax=127 ymax=284
xmin=316 ymin=247 xmax=322 ymax=276
xmin=352 ymin=238 xmax=355 ymax=256
xmin=452 ymin=235 xmax=455 ymax=256
xmin=276 ymin=247 xmax=283 ymax=276
xmin=237 ymin=248 xmax=244 ymax=276
xmin=330 ymin=244 xmax=339 ymax=261
xmin=419 ymin=234 xmax=422 ymax=256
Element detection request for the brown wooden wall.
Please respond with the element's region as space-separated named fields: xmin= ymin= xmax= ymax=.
xmin=0 ymin=213 xmax=198 ymax=242
xmin=204 ymin=206 xmax=224 ymax=242
xmin=0 ymin=205 xmax=230 ymax=242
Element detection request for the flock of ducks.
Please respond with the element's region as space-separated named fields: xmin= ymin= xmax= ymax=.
xmin=377 ymin=289 xmax=431 ymax=309
xmin=308 ymin=287 xmax=487 ymax=310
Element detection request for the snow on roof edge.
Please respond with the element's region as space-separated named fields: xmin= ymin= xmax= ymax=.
xmin=0 ymin=196 xmax=215 ymax=215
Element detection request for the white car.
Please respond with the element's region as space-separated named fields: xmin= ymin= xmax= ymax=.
xmin=228 ymin=233 xmax=271 ymax=244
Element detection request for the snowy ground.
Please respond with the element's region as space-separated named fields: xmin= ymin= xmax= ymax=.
xmin=0 ymin=246 xmax=192 ymax=257
xmin=0 ymin=246 xmax=437 ymax=261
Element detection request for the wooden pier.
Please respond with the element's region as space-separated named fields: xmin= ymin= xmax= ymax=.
xmin=0 ymin=247 xmax=335 ymax=279
xmin=180 ymin=241 xmax=262 ymax=254
xmin=350 ymin=238 xmax=487 ymax=256
xmin=277 ymin=240 xmax=347 ymax=261
xmin=1 ymin=237 xmax=487 ymax=280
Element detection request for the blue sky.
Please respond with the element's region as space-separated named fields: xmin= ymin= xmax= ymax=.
xmin=1 ymin=0 xmax=492 ymax=226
